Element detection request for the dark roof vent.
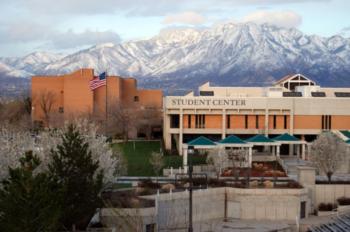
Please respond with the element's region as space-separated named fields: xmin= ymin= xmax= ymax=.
xmin=283 ymin=92 xmax=302 ymax=97
xmin=199 ymin=91 xmax=214 ymax=96
xmin=335 ymin=92 xmax=350 ymax=97
xmin=311 ymin=92 xmax=326 ymax=97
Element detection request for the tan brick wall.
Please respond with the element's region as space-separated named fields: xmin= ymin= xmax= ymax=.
xmin=230 ymin=115 xmax=246 ymax=129
xmin=294 ymin=115 xmax=322 ymax=129
xmin=205 ymin=115 xmax=222 ymax=129
xmin=331 ymin=116 xmax=350 ymax=130
xmin=31 ymin=69 xmax=163 ymax=127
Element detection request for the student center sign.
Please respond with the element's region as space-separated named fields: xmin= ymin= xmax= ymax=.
xmin=170 ymin=98 xmax=247 ymax=107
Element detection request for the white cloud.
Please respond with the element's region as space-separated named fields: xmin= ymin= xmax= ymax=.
xmin=241 ymin=10 xmax=302 ymax=28
xmin=0 ymin=22 xmax=121 ymax=49
xmin=50 ymin=29 xmax=121 ymax=49
xmin=162 ymin=11 xmax=207 ymax=25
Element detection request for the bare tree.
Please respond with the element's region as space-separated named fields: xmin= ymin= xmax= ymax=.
xmin=310 ymin=132 xmax=347 ymax=183
xmin=107 ymin=101 xmax=137 ymax=141
xmin=0 ymin=97 xmax=32 ymax=131
xmin=137 ymin=107 xmax=162 ymax=139
xmin=227 ymin=149 xmax=247 ymax=169
xmin=34 ymin=91 xmax=56 ymax=127
xmin=206 ymin=148 xmax=228 ymax=179
xmin=149 ymin=152 xmax=164 ymax=177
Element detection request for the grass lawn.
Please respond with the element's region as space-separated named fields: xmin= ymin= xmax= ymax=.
xmin=112 ymin=141 xmax=207 ymax=176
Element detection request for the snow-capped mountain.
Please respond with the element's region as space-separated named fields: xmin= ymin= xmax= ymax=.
xmin=1 ymin=51 xmax=64 ymax=75
xmin=0 ymin=61 xmax=32 ymax=78
xmin=1 ymin=22 xmax=350 ymax=95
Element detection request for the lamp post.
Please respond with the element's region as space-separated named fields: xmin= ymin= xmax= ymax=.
xmin=187 ymin=145 xmax=194 ymax=232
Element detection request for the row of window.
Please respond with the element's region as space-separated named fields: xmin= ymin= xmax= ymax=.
xmin=322 ymin=115 xmax=332 ymax=130
xmin=170 ymin=114 xmax=337 ymax=130
xmin=170 ymin=114 xmax=288 ymax=129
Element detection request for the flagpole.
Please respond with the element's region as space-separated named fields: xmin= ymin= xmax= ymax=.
xmin=105 ymin=70 xmax=108 ymax=136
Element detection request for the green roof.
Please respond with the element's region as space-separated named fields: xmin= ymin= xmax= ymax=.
xmin=187 ymin=136 xmax=216 ymax=146
xmin=273 ymin=133 xmax=300 ymax=142
xmin=218 ymin=135 xmax=246 ymax=144
xmin=340 ymin=130 xmax=350 ymax=139
xmin=245 ymin=134 xmax=275 ymax=143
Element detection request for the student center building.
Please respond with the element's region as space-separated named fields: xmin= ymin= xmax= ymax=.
xmin=163 ymin=74 xmax=350 ymax=156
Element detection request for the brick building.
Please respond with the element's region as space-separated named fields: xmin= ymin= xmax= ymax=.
xmin=31 ymin=69 xmax=163 ymax=138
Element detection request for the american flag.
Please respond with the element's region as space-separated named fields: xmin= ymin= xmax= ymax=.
xmin=90 ymin=72 xmax=107 ymax=90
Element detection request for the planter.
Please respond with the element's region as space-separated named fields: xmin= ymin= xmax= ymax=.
xmin=317 ymin=211 xmax=336 ymax=217
xmin=338 ymin=205 xmax=350 ymax=213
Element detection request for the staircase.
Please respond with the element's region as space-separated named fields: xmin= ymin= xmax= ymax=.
xmin=280 ymin=157 xmax=312 ymax=176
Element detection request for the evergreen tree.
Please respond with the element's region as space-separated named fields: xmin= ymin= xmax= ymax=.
xmin=49 ymin=124 xmax=103 ymax=230
xmin=0 ymin=151 xmax=62 ymax=232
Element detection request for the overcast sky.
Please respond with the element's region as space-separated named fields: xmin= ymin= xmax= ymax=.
xmin=0 ymin=0 xmax=349 ymax=57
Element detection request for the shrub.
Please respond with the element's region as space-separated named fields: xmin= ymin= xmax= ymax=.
xmin=318 ymin=203 xmax=337 ymax=211
xmin=337 ymin=197 xmax=350 ymax=206
xmin=138 ymin=179 xmax=160 ymax=189
xmin=286 ymin=181 xmax=303 ymax=188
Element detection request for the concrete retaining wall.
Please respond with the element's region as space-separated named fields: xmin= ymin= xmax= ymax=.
xmin=226 ymin=188 xmax=309 ymax=221
xmin=315 ymin=184 xmax=350 ymax=206
xmin=101 ymin=187 xmax=309 ymax=231
xmin=155 ymin=188 xmax=226 ymax=230
xmin=101 ymin=207 xmax=156 ymax=231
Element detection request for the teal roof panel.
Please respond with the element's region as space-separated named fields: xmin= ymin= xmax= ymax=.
xmin=187 ymin=136 xmax=216 ymax=146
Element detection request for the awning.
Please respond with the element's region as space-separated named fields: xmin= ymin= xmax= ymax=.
xmin=185 ymin=136 xmax=217 ymax=148
xmin=341 ymin=130 xmax=350 ymax=139
xmin=245 ymin=134 xmax=280 ymax=146
xmin=272 ymin=133 xmax=306 ymax=144
xmin=218 ymin=135 xmax=252 ymax=147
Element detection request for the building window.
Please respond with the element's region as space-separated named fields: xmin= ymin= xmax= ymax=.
xmin=273 ymin=115 xmax=277 ymax=129
xmin=58 ymin=107 xmax=64 ymax=113
xmin=284 ymin=115 xmax=287 ymax=129
xmin=145 ymin=223 xmax=156 ymax=232
xmin=245 ymin=115 xmax=248 ymax=129
xmin=188 ymin=115 xmax=191 ymax=128
xmin=227 ymin=115 xmax=230 ymax=129
xmin=195 ymin=115 xmax=205 ymax=128
xmin=134 ymin=96 xmax=139 ymax=102
xmin=322 ymin=115 xmax=332 ymax=130
xmin=170 ymin=115 xmax=179 ymax=128
xmin=255 ymin=115 xmax=259 ymax=129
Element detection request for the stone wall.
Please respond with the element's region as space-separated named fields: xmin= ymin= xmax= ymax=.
xmin=155 ymin=188 xmax=226 ymax=230
xmin=101 ymin=207 xmax=156 ymax=231
xmin=101 ymin=187 xmax=309 ymax=231
xmin=315 ymin=184 xmax=350 ymax=206
xmin=226 ymin=188 xmax=309 ymax=221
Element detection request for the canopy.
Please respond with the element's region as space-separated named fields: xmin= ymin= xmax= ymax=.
xmin=219 ymin=135 xmax=245 ymax=144
xmin=341 ymin=130 xmax=350 ymax=139
xmin=245 ymin=134 xmax=280 ymax=146
xmin=272 ymin=133 xmax=306 ymax=144
xmin=218 ymin=135 xmax=252 ymax=147
xmin=187 ymin=136 xmax=216 ymax=147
